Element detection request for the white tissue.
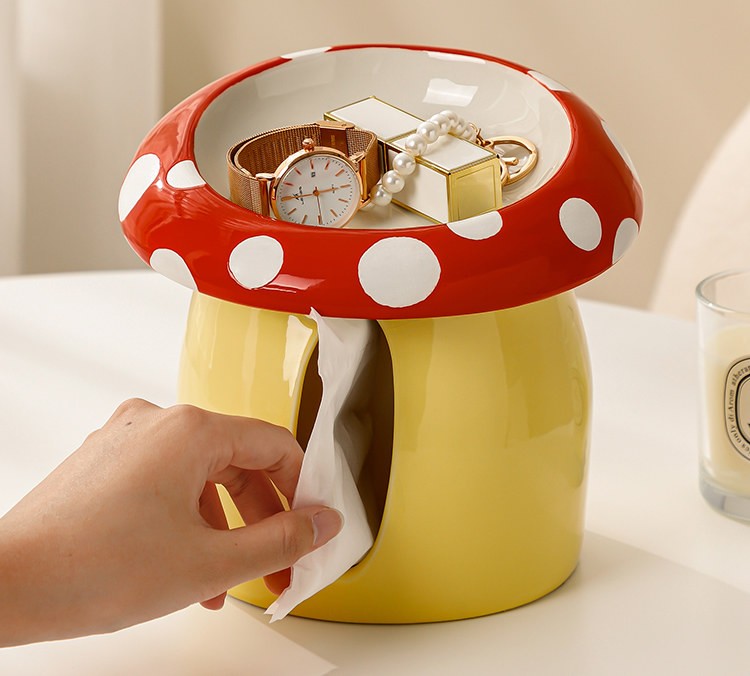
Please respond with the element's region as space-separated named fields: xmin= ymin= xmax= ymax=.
xmin=266 ymin=310 xmax=377 ymax=621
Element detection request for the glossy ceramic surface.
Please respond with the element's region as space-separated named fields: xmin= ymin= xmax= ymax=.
xmin=119 ymin=44 xmax=643 ymax=319
xmin=178 ymin=291 xmax=591 ymax=623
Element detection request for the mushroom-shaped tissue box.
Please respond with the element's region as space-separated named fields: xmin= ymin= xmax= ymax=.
xmin=119 ymin=44 xmax=642 ymax=624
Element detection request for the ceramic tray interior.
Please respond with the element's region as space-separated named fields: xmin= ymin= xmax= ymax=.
xmin=195 ymin=46 xmax=572 ymax=228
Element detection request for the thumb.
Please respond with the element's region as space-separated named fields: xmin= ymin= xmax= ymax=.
xmin=218 ymin=506 xmax=344 ymax=587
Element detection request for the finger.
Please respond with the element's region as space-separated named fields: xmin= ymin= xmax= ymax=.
xmin=200 ymin=591 xmax=227 ymax=610
xmin=198 ymin=485 xmax=230 ymax=610
xmin=264 ymin=569 xmax=291 ymax=596
xmin=220 ymin=470 xmax=286 ymax=526
xmin=215 ymin=507 xmax=343 ymax=589
xmin=173 ymin=408 xmax=303 ymax=502
xmin=198 ymin=482 xmax=228 ymax=530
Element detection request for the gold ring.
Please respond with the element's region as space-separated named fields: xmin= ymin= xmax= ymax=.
xmin=484 ymin=136 xmax=539 ymax=186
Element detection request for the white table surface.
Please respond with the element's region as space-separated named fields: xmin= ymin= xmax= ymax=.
xmin=0 ymin=271 xmax=749 ymax=675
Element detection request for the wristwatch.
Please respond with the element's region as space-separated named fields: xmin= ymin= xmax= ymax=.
xmin=227 ymin=120 xmax=380 ymax=228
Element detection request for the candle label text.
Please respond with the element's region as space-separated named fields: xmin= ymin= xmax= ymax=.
xmin=724 ymin=356 xmax=750 ymax=461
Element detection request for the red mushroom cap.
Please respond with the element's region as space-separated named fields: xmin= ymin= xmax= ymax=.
xmin=119 ymin=44 xmax=643 ymax=319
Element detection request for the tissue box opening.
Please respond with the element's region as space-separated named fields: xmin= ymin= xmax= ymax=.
xmin=296 ymin=323 xmax=394 ymax=539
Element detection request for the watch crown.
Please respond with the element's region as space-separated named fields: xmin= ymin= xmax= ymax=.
xmin=302 ymin=138 xmax=315 ymax=151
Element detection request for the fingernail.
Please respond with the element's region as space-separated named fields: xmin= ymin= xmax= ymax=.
xmin=312 ymin=508 xmax=344 ymax=547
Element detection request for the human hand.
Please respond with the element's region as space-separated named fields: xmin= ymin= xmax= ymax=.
xmin=0 ymin=399 xmax=343 ymax=646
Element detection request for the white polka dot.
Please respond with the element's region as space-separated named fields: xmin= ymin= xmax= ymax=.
xmin=229 ymin=236 xmax=284 ymax=289
xmin=528 ymin=71 xmax=571 ymax=93
xmin=447 ymin=211 xmax=503 ymax=240
xmin=281 ymin=47 xmax=331 ymax=59
xmin=166 ymin=160 xmax=205 ymax=189
xmin=613 ymin=218 xmax=639 ymax=263
xmin=149 ymin=249 xmax=196 ymax=290
xmin=559 ymin=198 xmax=602 ymax=251
xmin=118 ymin=154 xmax=160 ymax=221
xmin=358 ymin=238 xmax=441 ymax=308
xmin=601 ymin=120 xmax=641 ymax=186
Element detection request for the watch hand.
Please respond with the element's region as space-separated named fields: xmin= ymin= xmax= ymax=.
xmin=280 ymin=192 xmax=315 ymax=201
xmin=316 ymin=191 xmax=323 ymax=225
xmin=280 ymin=186 xmax=338 ymax=202
xmin=312 ymin=184 xmax=353 ymax=196
xmin=283 ymin=187 xmax=334 ymax=200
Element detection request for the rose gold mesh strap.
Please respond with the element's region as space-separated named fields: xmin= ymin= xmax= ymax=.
xmin=227 ymin=122 xmax=379 ymax=215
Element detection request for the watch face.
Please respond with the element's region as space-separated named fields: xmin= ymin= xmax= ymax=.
xmin=272 ymin=150 xmax=362 ymax=227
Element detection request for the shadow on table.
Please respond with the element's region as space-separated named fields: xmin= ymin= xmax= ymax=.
xmin=243 ymin=531 xmax=750 ymax=675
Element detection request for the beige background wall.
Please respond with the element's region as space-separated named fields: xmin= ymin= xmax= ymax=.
xmin=12 ymin=0 xmax=750 ymax=310
xmin=13 ymin=0 xmax=161 ymax=274
xmin=0 ymin=0 xmax=21 ymax=275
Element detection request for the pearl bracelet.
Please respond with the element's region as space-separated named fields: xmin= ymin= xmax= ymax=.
xmin=370 ymin=110 xmax=477 ymax=207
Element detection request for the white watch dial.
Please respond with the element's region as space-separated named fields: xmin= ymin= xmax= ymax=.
xmin=273 ymin=152 xmax=361 ymax=227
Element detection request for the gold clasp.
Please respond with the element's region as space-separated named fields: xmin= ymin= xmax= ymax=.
xmin=473 ymin=127 xmax=538 ymax=186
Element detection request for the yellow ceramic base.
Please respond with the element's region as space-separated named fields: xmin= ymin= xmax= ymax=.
xmin=178 ymin=292 xmax=591 ymax=623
